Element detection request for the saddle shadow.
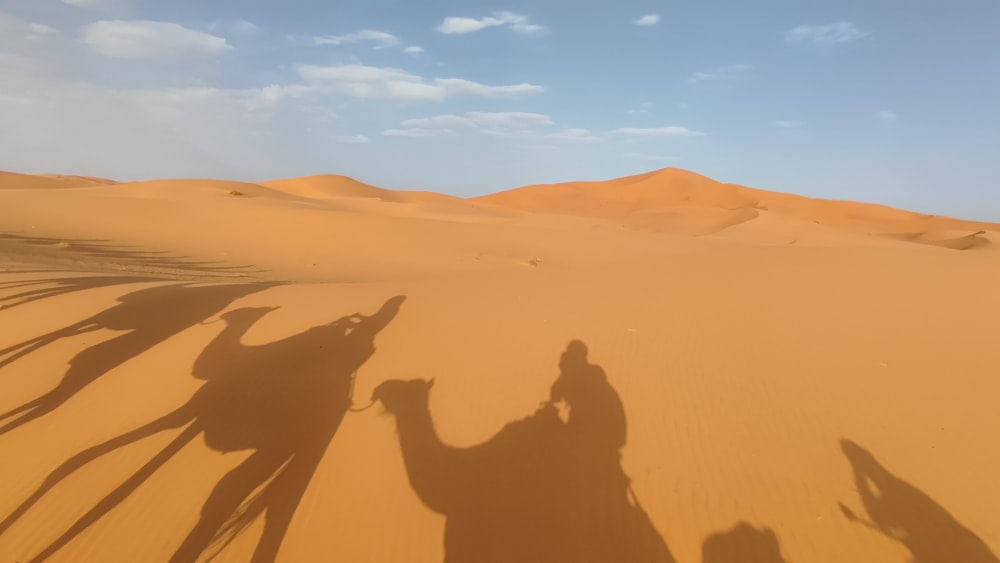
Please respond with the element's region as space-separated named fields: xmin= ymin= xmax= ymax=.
xmin=839 ymin=439 xmax=999 ymax=563
xmin=0 ymin=281 xmax=282 ymax=436
xmin=0 ymin=295 xmax=405 ymax=562
xmin=701 ymin=522 xmax=789 ymax=563
xmin=373 ymin=339 xmax=675 ymax=563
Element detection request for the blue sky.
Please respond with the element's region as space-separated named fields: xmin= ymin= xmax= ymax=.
xmin=1 ymin=0 xmax=998 ymax=220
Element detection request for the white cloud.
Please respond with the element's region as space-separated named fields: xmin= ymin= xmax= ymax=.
xmin=785 ymin=22 xmax=870 ymax=44
xmin=382 ymin=128 xmax=439 ymax=137
xmin=546 ymin=128 xmax=602 ymax=142
xmin=634 ymin=14 xmax=660 ymax=26
xmin=389 ymin=111 xmax=555 ymax=138
xmin=403 ymin=46 xmax=424 ymax=54
xmin=0 ymin=53 xmax=329 ymax=179
xmin=436 ymin=12 xmax=546 ymax=35
xmin=875 ymin=110 xmax=897 ymax=120
xmin=688 ymin=64 xmax=752 ymax=84
xmin=628 ymin=102 xmax=652 ymax=115
xmin=83 ymin=20 xmax=232 ymax=59
xmin=776 ymin=120 xmax=804 ymax=128
xmin=297 ymin=64 xmax=544 ymax=101
xmin=624 ymin=152 xmax=679 ymax=163
xmin=62 ymin=0 xmax=130 ymax=14
xmin=611 ymin=126 xmax=706 ymax=137
xmin=210 ymin=19 xmax=259 ymax=36
xmin=315 ymin=29 xmax=400 ymax=49
xmin=332 ymin=135 xmax=371 ymax=144
xmin=27 ymin=23 xmax=58 ymax=40
xmin=0 ymin=13 xmax=59 ymax=43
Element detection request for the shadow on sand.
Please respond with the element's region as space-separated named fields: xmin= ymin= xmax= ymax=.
xmin=701 ymin=522 xmax=789 ymax=563
xmin=839 ymin=439 xmax=999 ymax=563
xmin=0 ymin=282 xmax=282 ymax=436
xmin=0 ymin=233 xmax=263 ymax=279
xmin=0 ymin=274 xmax=160 ymax=311
xmin=0 ymin=295 xmax=405 ymax=562
xmin=372 ymin=340 xmax=674 ymax=563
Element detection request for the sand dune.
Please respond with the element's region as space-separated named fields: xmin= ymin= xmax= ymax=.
xmin=1 ymin=167 xmax=998 ymax=562
xmin=475 ymin=168 xmax=1000 ymax=247
xmin=0 ymin=171 xmax=117 ymax=190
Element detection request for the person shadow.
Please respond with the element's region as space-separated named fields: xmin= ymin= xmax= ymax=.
xmin=0 ymin=295 xmax=405 ymax=563
xmin=372 ymin=339 xmax=675 ymax=563
xmin=701 ymin=522 xmax=789 ymax=563
xmin=839 ymin=439 xmax=999 ymax=563
xmin=0 ymin=281 xmax=282 ymax=436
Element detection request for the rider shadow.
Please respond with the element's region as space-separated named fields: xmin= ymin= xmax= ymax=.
xmin=0 ymin=295 xmax=405 ymax=563
xmin=701 ymin=522 xmax=789 ymax=563
xmin=0 ymin=281 xmax=282 ymax=436
xmin=373 ymin=340 xmax=675 ymax=563
xmin=839 ymin=439 xmax=999 ymax=563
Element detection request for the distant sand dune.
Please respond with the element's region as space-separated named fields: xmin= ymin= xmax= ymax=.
xmin=474 ymin=168 xmax=999 ymax=248
xmin=0 ymin=171 xmax=116 ymax=190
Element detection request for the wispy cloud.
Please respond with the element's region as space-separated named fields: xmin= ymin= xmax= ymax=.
xmin=315 ymin=29 xmax=400 ymax=49
xmin=628 ymin=102 xmax=652 ymax=115
xmin=297 ymin=64 xmax=544 ymax=101
xmin=546 ymin=128 xmax=602 ymax=142
xmin=785 ymin=22 xmax=870 ymax=44
xmin=382 ymin=128 xmax=438 ymax=137
xmin=332 ymin=135 xmax=371 ymax=144
xmin=436 ymin=12 xmax=546 ymax=35
xmin=27 ymin=23 xmax=59 ymax=41
xmin=83 ymin=20 xmax=232 ymax=59
xmin=688 ymin=64 xmax=752 ymax=84
xmin=633 ymin=14 xmax=660 ymax=26
xmin=62 ymin=0 xmax=130 ymax=15
xmin=875 ymin=110 xmax=897 ymax=121
xmin=403 ymin=46 xmax=424 ymax=54
xmin=611 ymin=126 xmax=706 ymax=137
xmin=776 ymin=120 xmax=804 ymax=128
xmin=624 ymin=152 xmax=679 ymax=163
xmin=386 ymin=111 xmax=555 ymax=138
xmin=210 ymin=19 xmax=259 ymax=36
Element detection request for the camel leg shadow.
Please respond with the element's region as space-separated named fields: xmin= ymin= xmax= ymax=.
xmin=0 ymin=403 xmax=197 ymax=538
xmin=0 ymin=321 xmax=98 ymax=370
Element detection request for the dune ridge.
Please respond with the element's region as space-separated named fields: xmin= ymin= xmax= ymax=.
xmin=474 ymin=168 xmax=1000 ymax=246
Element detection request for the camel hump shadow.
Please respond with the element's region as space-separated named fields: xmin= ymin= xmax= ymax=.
xmin=373 ymin=339 xmax=675 ymax=563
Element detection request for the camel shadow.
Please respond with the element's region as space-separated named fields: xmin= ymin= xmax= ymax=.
xmin=373 ymin=339 xmax=674 ymax=563
xmin=0 ymin=274 xmax=159 ymax=311
xmin=0 ymin=281 xmax=282 ymax=436
xmin=0 ymin=295 xmax=405 ymax=562
xmin=0 ymin=233 xmax=264 ymax=278
xmin=839 ymin=439 xmax=999 ymax=563
xmin=701 ymin=522 xmax=789 ymax=563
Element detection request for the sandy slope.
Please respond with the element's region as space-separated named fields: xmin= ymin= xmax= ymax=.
xmin=475 ymin=168 xmax=999 ymax=248
xmin=0 ymin=168 xmax=998 ymax=563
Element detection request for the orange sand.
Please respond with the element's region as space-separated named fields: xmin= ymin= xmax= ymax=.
xmin=0 ymin=168 xmax=997 ymax=562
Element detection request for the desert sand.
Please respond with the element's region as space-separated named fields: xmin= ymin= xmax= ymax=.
xmin=0 ymin=167 xmax=997 ymax=562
